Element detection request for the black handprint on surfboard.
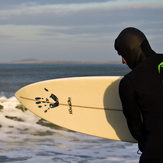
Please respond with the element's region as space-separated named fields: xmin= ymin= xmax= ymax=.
xmin=35 ymin=88 xmax=59 ymax=113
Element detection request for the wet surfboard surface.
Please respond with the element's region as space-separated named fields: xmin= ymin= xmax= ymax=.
xmin=15 ymin=76 xmax=136 ymax=143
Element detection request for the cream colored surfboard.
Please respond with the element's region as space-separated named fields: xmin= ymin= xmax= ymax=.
xmin=15 ymin=76 xmax=136 ymax=143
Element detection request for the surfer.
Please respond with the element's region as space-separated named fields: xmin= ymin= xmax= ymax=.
xmin=114 ymin=27 xmax=163 ymax=163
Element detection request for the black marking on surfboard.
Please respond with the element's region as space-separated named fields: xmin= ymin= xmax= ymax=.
xmin=68 ymin=97 xmax=73 ymax=114
xmin=44 ymin=88 xmax=49 ymax=92
xmin=35 ymin=88 xmax=59 ymax=113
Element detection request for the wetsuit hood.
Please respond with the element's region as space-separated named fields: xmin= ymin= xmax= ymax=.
xmin=114 ymin=27 xmax=156 ymax=69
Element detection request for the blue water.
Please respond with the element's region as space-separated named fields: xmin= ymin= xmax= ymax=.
xmin=0 ymin=63 xmax=140 ymax=163
xmin=0 ymin=64 xmax=130 ymax=97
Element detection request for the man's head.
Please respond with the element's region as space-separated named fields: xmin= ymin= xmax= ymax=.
xmin=114 ymin=27 xmax=156 ymax=69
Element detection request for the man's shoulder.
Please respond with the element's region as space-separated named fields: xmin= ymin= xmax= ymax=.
xmin=125 ymin=54 xmax=163 ymax=83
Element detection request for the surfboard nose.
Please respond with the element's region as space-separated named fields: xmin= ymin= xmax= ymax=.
xmin=15 ymin=88 xmax=23 ymax=103
xmin=15 ymin=90 xmax=20 ymax=102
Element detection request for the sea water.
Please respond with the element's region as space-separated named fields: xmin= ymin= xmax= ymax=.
xmin=0 ymin=63 xmax=139 ymax=163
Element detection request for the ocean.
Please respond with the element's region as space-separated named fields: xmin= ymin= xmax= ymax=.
xmin=0 ymin=63 xmax=140 ymax=163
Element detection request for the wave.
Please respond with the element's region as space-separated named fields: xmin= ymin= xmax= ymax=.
xmin=0 ymin=97 xmax=139 ymax=163
xmin=0 ymin=96 xmax=72 ymax=139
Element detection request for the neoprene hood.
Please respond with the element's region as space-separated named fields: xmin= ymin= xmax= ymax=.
xmin=114 ymin=27 xmax=156 ymax=69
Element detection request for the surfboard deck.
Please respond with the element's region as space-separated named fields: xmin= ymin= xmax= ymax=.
xmin=15 ymin=76 xmax=136 ymax=143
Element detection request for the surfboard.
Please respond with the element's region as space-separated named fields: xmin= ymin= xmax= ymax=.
xmin=15 ymin=76 xmax=136 ymax=143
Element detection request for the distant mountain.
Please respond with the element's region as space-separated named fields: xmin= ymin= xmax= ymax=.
xmin=9 ymin=59 xmax=40 ymax=64
xmin=19 ymin=59 xmax=38 ymax=62
xmin=11 ymin=59 xmax=39 ymax=62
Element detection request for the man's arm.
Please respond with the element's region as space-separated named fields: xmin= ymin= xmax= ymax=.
xmin=119 ymin=77 xmax=144 ymax=141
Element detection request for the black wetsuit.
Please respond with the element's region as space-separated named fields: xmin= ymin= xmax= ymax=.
xmin=114 ymin=27 xmax=163 ymax=162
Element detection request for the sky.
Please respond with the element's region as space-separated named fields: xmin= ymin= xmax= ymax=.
xmin=0 ymin=0 xmax=163 ymax=63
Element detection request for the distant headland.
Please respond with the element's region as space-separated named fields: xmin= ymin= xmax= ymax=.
xmin=8 ymin=59 xmax=121 ymax=64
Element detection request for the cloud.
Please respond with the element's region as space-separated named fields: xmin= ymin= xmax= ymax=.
xmin=0 ymin=0 xmax=113 ymax=9
xmin=1 ymin=0 xmax=111 ymax=5
xmin=0 ymin=1 xmax=163 ymax=62
xmin=0 ymin=3 xmax=163 ymax=27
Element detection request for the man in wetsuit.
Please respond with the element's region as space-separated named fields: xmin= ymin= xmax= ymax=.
xmin=114 ymin=27 xmax=163 ymax=163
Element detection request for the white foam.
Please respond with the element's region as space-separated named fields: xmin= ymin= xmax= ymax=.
xmin=0 ymin=96 xmax=140 ymax=163
xmin=0 ymin=96 xmax=56 ymax=141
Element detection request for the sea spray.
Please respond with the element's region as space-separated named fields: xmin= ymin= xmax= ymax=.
xmin=0 ymin=96 xmax=74 ymax=138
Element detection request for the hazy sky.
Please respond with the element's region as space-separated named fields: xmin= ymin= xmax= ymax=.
xmin=0 ymin=0 xmax=163 ymax=63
